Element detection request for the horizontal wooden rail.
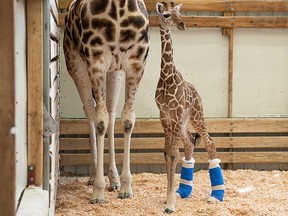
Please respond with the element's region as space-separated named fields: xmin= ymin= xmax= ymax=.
xmin=60 ymin=151 xmax=288 ymax=166
xmin=59 ymin=136 xmax=288 ymax=151
xmin=60 ymin=118 xmax=288 ymax=134
xmin=58 ymin=13 xmax=288 ymax=28
xmin=58 ymin=0 xmax=288 ymax=28
xmin=58 ymin=0 xmax=288 ymax=12
xmin=151 ymin=16 xmax=288 ymax=28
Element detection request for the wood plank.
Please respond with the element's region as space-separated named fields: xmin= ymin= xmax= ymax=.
xmin=59 ymin=13 xmax=288 ymax=28
xmin=231 ymin=118 xmax=288 ymax=133
xmin=58 ymin=0 xmax=229 ymax=11
xmin=150 ymin=16 xmax=288 ymax=28
xmin=60 ymin=152 xmax=222 ymax=165
xmin=0 ymin=1 xmax=15 ymax=214
xmin=27 ymin=0 xmax=44 ymax=187
xmin=226 ymin=16 xmax=288 ymax=28
xmin=230 ymin=0 xmax=288 ymax=12
xmin=146 ymin=0 xmax=229 ymax=12
xmin=60 ymin=118 xmax=231 ymax=134
xmin=60 ymin=118 xmax=288 ymax=135
xmin=59 ymin=136 xmax=288 ymax=150
xmin=230 ymin=152 xmax=288 ymax=163
xmin=60 ymin=151 xmax=288 ymax=166
xmin=58 ymin=0 xmax=288 ymax=12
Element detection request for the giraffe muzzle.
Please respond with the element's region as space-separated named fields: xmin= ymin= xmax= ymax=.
xmin=177 ymin=21 xmax=186 ymax=31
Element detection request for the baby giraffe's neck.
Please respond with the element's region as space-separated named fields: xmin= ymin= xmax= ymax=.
xmin=160 ymin=26 xmax=176 ymax=78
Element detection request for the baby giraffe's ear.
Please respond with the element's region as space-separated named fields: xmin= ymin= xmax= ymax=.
xmin=156 ymin=2 xmax=164 ymax=14
xmin=174 ymin=3 xmax=183 ymax=12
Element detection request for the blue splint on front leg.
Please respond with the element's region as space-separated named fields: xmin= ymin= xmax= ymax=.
xmin=176 ymin=157 xmax=195 ymax=198
xmin=208 ymin=158 xmax=225 ymax=202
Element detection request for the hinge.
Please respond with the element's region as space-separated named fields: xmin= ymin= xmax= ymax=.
xmin=28 ymin=166 xmax=36 ymax=187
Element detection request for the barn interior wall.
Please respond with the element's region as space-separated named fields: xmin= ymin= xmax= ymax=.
xmin=233 ymin=28 xmax=288 ymax=117
xmin=14 ymin=0 xmax=27 ymax=208
xmin=59 ymin=28 xmax=288 ymax=119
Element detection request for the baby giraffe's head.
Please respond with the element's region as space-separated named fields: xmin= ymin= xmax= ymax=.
xmin=156 ymin=1 xmax=186 ymax=31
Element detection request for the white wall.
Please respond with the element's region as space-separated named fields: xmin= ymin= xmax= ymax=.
xmin=233 ymin=28 xmax=288 ymax=117
xmin=15 ymin=0 xmax=27 ymax=208
xmin=59 ymin=27 xmax=288 ymax=119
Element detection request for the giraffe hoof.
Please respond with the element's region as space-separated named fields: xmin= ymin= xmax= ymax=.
xmin=118 ymin=192 xmax=133 ymax=199
xmin=108 ymin=183 xmax=120 ymax=192
xmin=87 ymin=179 xmax=94 ymax=186
xmin=207 ymin=196 xmax=219 ymax=204
xmin=164 ymin=208 xmax=174 ymax=214
xmin=89 ymin=198 xmax=105 ymax=204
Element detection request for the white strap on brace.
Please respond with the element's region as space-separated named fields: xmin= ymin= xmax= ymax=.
xmin=208 ymin=158 xmax=221 ymax=169
xmin=211 ymin=185 xmax=225 ymax=190
xmin=181 ymin=157 xmax=195 ymax=168
xmin=179 ymin=179 xmax=193 ymax=186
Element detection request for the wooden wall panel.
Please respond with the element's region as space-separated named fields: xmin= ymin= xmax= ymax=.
xmin=0 ymin=1 xmax=15 ymax=215
xmin=27 ymin=0 xmax=43 ymax=187
xmin=59 ymin=136 xmax=288 ymax=151
xmin=60 ymin=118 xmax=288 ymax=134
xmin=148 ymin=16 xmax=288 ymax=28
xmin=59 ymin=118 xmax=288 ymax=172
xmin=60 ymin=151 xmax=288 ymax=166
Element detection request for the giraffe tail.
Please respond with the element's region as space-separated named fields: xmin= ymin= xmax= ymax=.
xmin=193 ymin=133 xmax=201 ymax=146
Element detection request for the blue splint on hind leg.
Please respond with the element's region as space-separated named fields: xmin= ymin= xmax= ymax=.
xmin=176 ymin=157 xmax=195 ymax=198
xmin=208 ymin=158 xmax=225 ymax=202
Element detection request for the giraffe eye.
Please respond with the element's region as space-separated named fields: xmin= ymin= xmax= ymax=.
xmin=163 ymin=13 xmax=171 ymax=18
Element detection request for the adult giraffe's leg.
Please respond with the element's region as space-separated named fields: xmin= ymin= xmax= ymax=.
xmin=106 ymin=70 xmax=124 ymax=191
xmin=63 ymin=37 xmax=97 ymax=186
xmin=118 ymin=61 xmax=145 ymax=199
xmin=88 ymin=62 xmax=109 ymax=204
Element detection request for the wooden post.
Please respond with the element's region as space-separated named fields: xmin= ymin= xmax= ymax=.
xmin=222 ymin=11 xmax=234 ymax=169
xmin=222 ymin=12 xmax=234 ymax=118
xmin=228 ymin=30 xmax=234 ymax=118
xmin=27 ymin=0 xmax=44 ymax=187
xmin=0 ymin=1 xmax=15 ymax=215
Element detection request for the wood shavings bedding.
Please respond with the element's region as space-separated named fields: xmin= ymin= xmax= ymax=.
xmin=55 ymin=170 xmax=288 ymax=216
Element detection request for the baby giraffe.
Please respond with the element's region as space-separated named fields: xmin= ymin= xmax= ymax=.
xmin=155 ymin=1 xmax=225 ymax=213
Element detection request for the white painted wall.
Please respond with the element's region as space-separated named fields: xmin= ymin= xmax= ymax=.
xmin=233 ymin=28 xmax=288 ymax=117
xmin=59 ymin=28 xmax=288 ymax=118
xmin=14 ymin=0 xmax=27 ymax=208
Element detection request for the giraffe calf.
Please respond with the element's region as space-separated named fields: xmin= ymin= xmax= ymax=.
xmin=155 ymin=1 xmax=225 ymax=213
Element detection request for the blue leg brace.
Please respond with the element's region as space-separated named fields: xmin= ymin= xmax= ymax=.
xmin=208 ymin=158 xmax=225 ymax=202
xmin=176 ymin=157 xmax=195 ymax=198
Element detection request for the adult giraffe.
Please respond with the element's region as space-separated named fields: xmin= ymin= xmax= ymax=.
xmin=63 ymin=0 xmax=149 ymax=203
xmin=155 ymin=1 xmax=224 ymax=213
